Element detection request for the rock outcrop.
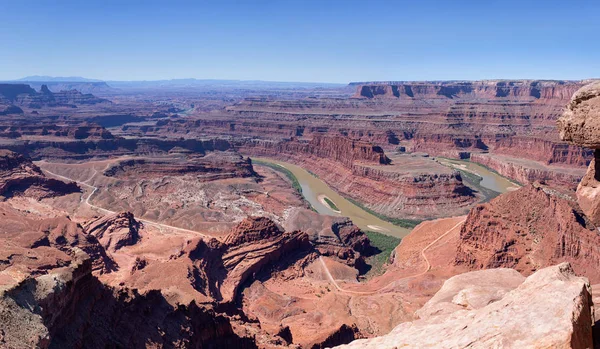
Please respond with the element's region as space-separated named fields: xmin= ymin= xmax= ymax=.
xmin=83 ymin=212 xmax=142 ymax=253
xmin=0 ymin=150 xmax=79 ymax=199
xmin=283 ymin=207 xmax=371 ymax=263
xmin=454 ymin=184 xmax=600 ymax=282
xmin=335 ymin=263 xmax=594 ymax=349
xmin=0 ymin=248 xmax=256 ymax=349
xmin=182 ymin=217 xmax=314 ymax=304
xmin=558 ymin=81 xmax=600 ymax=225
xmin=558 ymin=82 xmax=600 ymax=148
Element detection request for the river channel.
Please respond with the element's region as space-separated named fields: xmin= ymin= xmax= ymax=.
xmin=253 ymin=157 xmax=519 ymax=239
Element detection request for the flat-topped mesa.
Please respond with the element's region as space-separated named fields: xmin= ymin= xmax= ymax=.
xmin=239 ymin=135 xmax=390 ymax=168
xmin=557 ymin=81 xmax=600 ymax=225
xmin=0 ymin=83 xmax=109 ymax=108
xmin=0 ymin=84 xmax=37 ymax=102
xmin=352 ymin=80 xmax=583 ymax=100
xmin=0 ymin=123 xmax=114 ymax=140
xmin=103 ymin=152 xmax=257 ymax=181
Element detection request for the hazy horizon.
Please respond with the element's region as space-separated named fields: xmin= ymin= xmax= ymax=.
xmin=1 ymin=0 xmax=599 ymax=83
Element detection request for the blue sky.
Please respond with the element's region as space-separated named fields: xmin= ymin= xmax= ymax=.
xmin=0 ymin=0 xmax=598 ymax=83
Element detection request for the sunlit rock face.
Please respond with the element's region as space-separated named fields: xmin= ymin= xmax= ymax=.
xmin=558 ymin=81 xmax=600 ymax=225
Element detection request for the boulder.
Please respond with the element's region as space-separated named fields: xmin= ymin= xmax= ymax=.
xmin=335 ymin=263 xmax=594 ymax=349
xmin=558 ymin=81 xmax=600 ymax=225
xmin=558 ymin=81 xmax=600 ymax=149
xmin=416 ymin=268 xmax=525 ymax=318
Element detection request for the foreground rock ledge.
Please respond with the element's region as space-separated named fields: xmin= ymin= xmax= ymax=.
xmin=334 ymin=263 xmax=594 ymax=349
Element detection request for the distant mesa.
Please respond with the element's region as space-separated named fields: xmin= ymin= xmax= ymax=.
xmin=351 ymin=80 xmax=582 ymax=99
xmin=0 ymin=83 xmax=110 ymax=108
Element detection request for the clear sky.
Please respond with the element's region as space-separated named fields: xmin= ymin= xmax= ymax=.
xmin=0 ymin=0 xmax=598 ymax=83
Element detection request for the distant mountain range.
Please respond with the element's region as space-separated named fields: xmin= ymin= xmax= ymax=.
xmin=13 ymin=76 xmax=344 ymax=88
xmin=17 ymin=76 xmax=104 ymax=82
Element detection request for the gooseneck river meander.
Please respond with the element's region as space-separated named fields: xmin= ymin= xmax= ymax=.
xmin=253 ymin=157 xmax=519 ymax=239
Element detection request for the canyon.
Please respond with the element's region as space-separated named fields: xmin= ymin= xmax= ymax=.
xmin=0 ymin=79 xmax=599 ymax=348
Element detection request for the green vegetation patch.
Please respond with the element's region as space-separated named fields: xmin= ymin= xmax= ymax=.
xmin=364 ymin=230 xmax=401 ymax=279
xmin=253 ymin=160 xmax=303 ymax=194
xmin=323 ymin=197 xmax=339 ymax=211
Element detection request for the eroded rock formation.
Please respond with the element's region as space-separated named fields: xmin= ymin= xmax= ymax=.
xmin=558 ymin=81 xmax=600 ymax=225
xmin=454 ymin=184 xmax=600 ymax=282
xmin=0 ymin=150 xmax=79 ymax=199
xmin=0 ymin=249 xmax=257 ymax=349
xmin=83 ymin=212 xmax=142 ymax=253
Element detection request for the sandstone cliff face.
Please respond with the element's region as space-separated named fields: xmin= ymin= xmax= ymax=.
xmin=454 ymin=184 xmax=600 ymax=283
xmin=335 ymin=263 xmax=594 ymax=349
xmin=0 ymin=150 xmax=80 ymax=199
xmin=558 ymin=81 xmax=600 ymax=226
xmin=0 ymin=123 xmax=114 ymax=140
xmin=352 ymin=80 xmax=582 ymax=100
xmin=470 ymin=153 xmax=584 ymax=189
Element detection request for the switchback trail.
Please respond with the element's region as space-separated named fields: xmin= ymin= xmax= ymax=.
xmin=320 ymin=219 xmax=466 ymax=296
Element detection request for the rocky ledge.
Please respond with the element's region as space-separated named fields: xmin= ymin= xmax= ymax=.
xmin=335 ymin=263 xmax=593 ymax=348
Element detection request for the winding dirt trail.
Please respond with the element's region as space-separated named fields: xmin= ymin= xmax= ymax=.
xmin=42 ymin=167 xmax=214 ymax=239
xmin=320 ymin=219 xmax=465 ymax=295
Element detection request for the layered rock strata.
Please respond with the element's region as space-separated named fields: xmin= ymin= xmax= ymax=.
xmin=83 ymin=212 xmax=142 ymax=253
xmin=454 ymin=184 xmax=600 ymax=282
xmin=103 ymin=151 xmax=257 ymax=181
xmin=0 ymin=149 xmax=79 ymax=199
